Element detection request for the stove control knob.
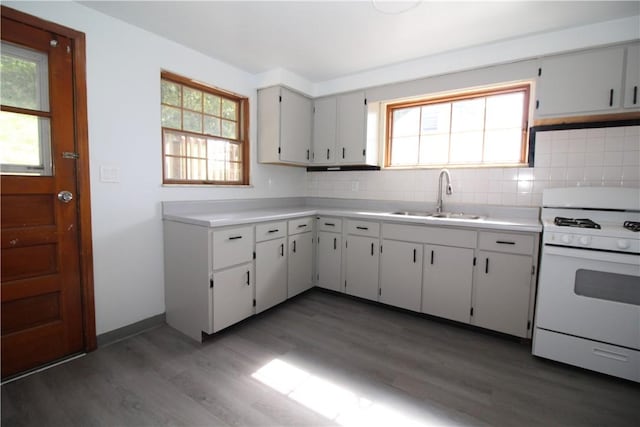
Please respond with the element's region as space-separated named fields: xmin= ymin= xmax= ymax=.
xmin=617 ymin=239 xmax=630 ymax=250
xmin=561 ymin=234 xmax=572 ymax=244
xmin=579 ymin=236 xmax=591 ymax=246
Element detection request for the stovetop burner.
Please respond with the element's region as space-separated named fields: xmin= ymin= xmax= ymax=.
xmin=623 ymin=221 xmax=640 ymax=232
xmin=554 ymin=217 xmax=601 ymax=229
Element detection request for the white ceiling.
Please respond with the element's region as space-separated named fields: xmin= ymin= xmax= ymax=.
xmin=80 ymin=1 xmax=640 ymax=82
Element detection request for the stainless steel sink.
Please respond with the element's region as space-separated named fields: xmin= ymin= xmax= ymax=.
xmin=391 ymin=211 xmax=432 ymax=217
xmin=390 ymin=211 xmax=484 ymax=220
xmin=430 ymin=212 xmax=483 ymax=220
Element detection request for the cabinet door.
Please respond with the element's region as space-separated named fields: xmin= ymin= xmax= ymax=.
xmin=537 ymin=47 xmax=625 ymax=116
xmin=280 ymin=88 xmax=312 ymax=164
xmin=337 ymin=91 xmax=367 ymax=164
xmin=380 ymin=240 xmax=422 ymax=311
xmin=345 ymin=235 xmax=379 ymax=301
xmin=624 ymin=44 xmax=640 ymax=108
xmin=312 ymin=97 xmax=337 ymax=164
xmin=317 ymin=231 xmax=342 ymax=292
xmin=422 ymin=245 xmax=474 ymax=323
xmin=288 ymin=232 xmax=314 ymax=298
xmin=212 ymin=263 xmax=254 ymax=332
xmin=473 ymin=251 xmax=532 ymax=337
xmin=255 ymin=238 xmax=287 ymax=313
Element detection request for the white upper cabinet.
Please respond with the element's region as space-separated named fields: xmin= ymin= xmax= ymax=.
xmin=312 ymin=97 xmax=337 ymax=164
xmin=624 ymin=44 xmax=640 ymax=109
xmin=337 ymin=91 xmax=368 ymax=164
xmin=535 ymin=46 xmax=628 ymax=117
xmin=258 ymin=86 xmax=312 ymax=165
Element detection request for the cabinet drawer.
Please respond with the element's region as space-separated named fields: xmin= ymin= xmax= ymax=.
xmin=346 ymin=220 xmax=380 ymax=237
xmin=318 ymin=217 xmax=342 ymax=233
xmin=288 ymin=217 xmax=314 ymax=235
xmin=212 ymin=226 xmax=254 ymax=270
xmin=478 ymin=231 xmax=535 ymax=255
xmin=256 ymin=221 xmax=287 ymax=242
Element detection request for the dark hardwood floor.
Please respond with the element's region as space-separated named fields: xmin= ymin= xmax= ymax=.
xmin=2 ymin=289 xmax=639 ymax=426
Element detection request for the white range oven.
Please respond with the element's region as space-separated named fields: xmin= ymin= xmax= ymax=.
xmin=533 ymin=187 xmax=640 ymax=382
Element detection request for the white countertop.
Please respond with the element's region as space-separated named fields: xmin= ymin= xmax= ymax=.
xmin=164 ymin=206 xmax=542 ymax=233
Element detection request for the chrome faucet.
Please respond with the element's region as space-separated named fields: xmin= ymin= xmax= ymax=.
xmin=436 ymin=169 xmax=452 ymax=213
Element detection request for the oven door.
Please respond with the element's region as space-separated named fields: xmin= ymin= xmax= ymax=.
xmin=535 ymin=245 xmax=640 ymax=350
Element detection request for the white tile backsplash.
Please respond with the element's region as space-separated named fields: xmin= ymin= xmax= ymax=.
xmin=306 ymin=124 xmax=640 ymax=207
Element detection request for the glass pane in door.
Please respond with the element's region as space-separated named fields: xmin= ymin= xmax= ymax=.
xmin=0 ymin=42 xmax=52 ymax=175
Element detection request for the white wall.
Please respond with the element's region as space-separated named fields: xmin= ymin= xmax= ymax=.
xmin=7 ymin=1 xmax=306 ymax=334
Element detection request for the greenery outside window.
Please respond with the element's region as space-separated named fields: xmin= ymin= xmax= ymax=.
xmin=385 ymin=84 xmax=531 ymax=168
xmin=161 ymin=71 xmax=249 ymax=184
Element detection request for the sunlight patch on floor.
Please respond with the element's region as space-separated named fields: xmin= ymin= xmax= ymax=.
xmin=251 ymin=358 xmax=459 ymax=427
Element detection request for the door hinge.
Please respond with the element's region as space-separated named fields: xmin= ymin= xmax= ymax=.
xmin=527 ymin=320 xmax=531 ymax=330
xmin=62 ymin=151 xmax=79 ymax=159
xmin=531 ymin=265 xmax=535 ymax=275
xmin=317 ymin=273 xmax=319 ymax=280
xmin=535 ymin=100 xmax=540 ymax=109
xmin=473 ymin=257 xmax=476 ymax=266
xmin=344 ymin=280 xmax=347 ymax=288
xmin=278 ymin=147 xmax=281 ymax=154
xmin=253 ymin=299 xmax=256 ymax=307
xmin=362 ymin=149 xmax=366 ymax=156
xmin=380 ymin=245 xmax=383 ymax=254
xmin=210 ymin=279 xmax=214 ymax=288
xmin=378 ymin=288 xmax=381 ymax=296
xmin=279 ymin=95 xmax=282 ymax=102
xmin=364 ymin=98 xmax=367 ymax=105
xmin=253 ymin=251 xmax=256 ymax=260
xmin=345 ymin=240 xmax=348 ymax=248
xmin=537 ymin=67 xmax=542 ymax=77
xmin=470 ymin=307 xmax=474 ymax=316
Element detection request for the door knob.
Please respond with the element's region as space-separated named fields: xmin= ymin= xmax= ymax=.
xmin=58 ymin=190 xmax=73 ymax=203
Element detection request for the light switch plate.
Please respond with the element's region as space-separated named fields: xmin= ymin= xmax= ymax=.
xmin=100 ymin=166 xmax=120 ymax=183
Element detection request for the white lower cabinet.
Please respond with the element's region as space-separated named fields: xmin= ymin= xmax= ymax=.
xmin=288 ymin=218 xmax=315 ymax=298
xmin=255 ymin=237 xmax=287 ymax=313
xmin=345 ymin=235 xmax=379 ymax=300
xmin=473 ymin=251 xmax=533 ymax=337
xmin=380 ymin=240 xmax=422 ymax=311
xmin=422 ymin=245 xmax=474 ymax=323
xmin=317 ymin=231 xmax=342 ymax=291
xmin=212 ymin=263 xmax=255 ymax=332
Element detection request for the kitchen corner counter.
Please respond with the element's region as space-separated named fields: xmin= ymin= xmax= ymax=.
xmin=162 ymin=203 xmax=542 ymax=233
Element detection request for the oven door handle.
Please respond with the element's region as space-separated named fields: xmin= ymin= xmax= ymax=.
xmin=543 ymin=244 xmax=639 ymax=264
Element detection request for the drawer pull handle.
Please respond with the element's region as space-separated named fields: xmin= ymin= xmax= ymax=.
xmin=485 ymin=258 xmax=489 ymax=274
xmin=246 ymin=270 xmax=250 ymax=286
xmin=229 ymin=236 xmax=243 ymax=240
xmin=293 ymin=240 xmax=297 ymax=253
xmin=280 ymin=243 xmax=284 ymax=257
xmin=593 ymin=347 xmax=628 ymax=362
xmin=324 ymin=222 xmax=335 ymax=227
xmin=334 ymin=237 xmax=337 ymax=250
xmin=370 ymin=242 xmax=374 ymax=256
xmin=342 ymin=147 xmax=345 ymax=159
xmin=268 ymin=229 xmax=280 ymax=233
xmin=356 ymin=226 xmax=369 ymax=230
xmin=413 ymin=248 xmax=416 ymax=263
xmin=496 ymin=240 xmax=515 ymax=245
xmin=609 ymin=89 xmax=614 ymax=107
xmin=430 ymin=250 xmax=434 ymax=265
xmin=327 ymin=148 xmax=330 ymax=160
xmin=297 ymin=224 xmax=308 ymax=229
xmin=634 ymin=86 xmax=638 ymax=105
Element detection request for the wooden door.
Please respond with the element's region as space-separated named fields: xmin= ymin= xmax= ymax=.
xmin=1 ymin=8 xmax=94 ymax=379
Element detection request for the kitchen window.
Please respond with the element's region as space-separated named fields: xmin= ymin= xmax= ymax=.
xmin=385 ymin=84 xmax=531 ymax=168
xmin=161 ymin=71 xmax=249 ymax=185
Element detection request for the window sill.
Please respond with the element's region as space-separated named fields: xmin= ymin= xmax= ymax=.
xmin=162 ymin=184 xmax=254 ymax=188
xmin=384 ymin=163 xmax=530 ymax=170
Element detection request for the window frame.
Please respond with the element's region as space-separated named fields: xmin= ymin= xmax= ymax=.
xmin=161 ymin=70 xmax=250 ymax=185
xmin=384 ymin=83 xmax=531 ymax=169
